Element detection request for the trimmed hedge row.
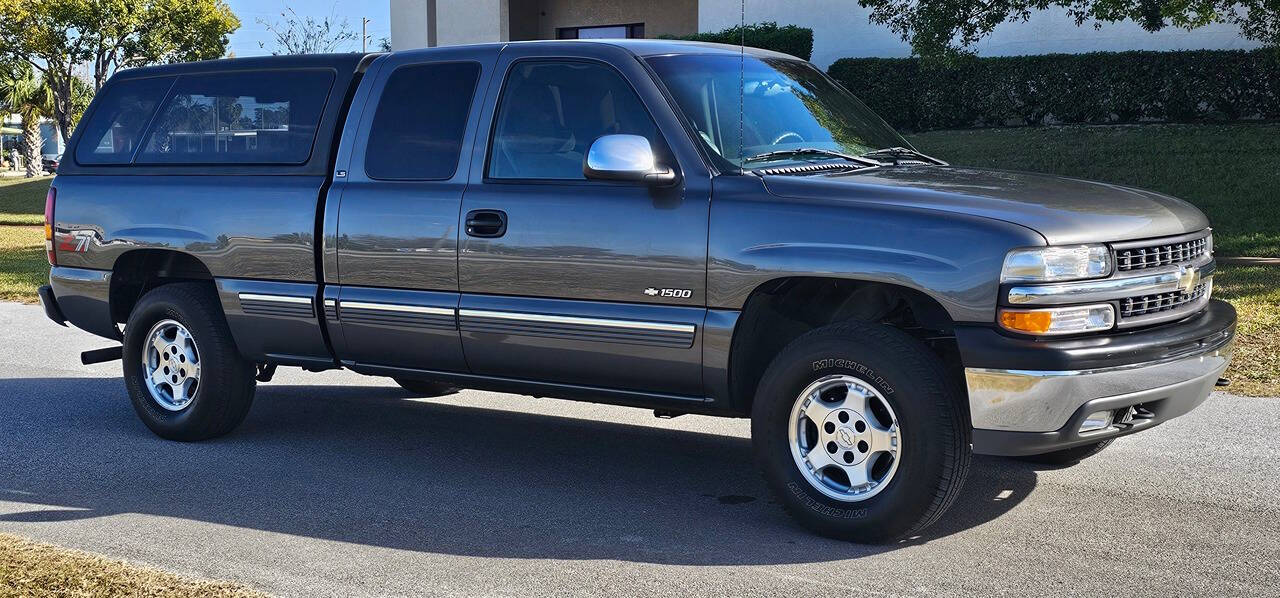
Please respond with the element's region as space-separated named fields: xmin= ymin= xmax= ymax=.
xmin=828 ymin=50 xmax=1280 ymax=132
xmin=661 ymin=22 xmax=813 ymax=61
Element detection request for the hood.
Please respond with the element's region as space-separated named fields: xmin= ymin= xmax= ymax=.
xmin=761 ymin=166 xmax=1209 ymax=245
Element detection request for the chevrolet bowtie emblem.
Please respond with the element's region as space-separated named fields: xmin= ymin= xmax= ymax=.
xmin=1178 ymin=265 xmax=1200 ymax=294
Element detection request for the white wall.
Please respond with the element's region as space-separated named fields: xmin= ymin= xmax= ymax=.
xmin=698 ymin=0 xmax=1260 ymax=67
xmin=390 ymin=0 xmax=434 ymax=49
xmin=438 ymin=0 xmax=508 ymax=46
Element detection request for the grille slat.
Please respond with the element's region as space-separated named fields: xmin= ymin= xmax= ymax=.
xmin=1120 ymin=281 xmax=1209 ymax=319
xmin=1115 ymin=237 xmax=1208 ymax=272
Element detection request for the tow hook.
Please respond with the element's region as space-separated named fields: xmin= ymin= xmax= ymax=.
xmin=256 ymin=363 xmax=278 ymax=383
xmin=81 ymin=346 xmax=122 ymax=365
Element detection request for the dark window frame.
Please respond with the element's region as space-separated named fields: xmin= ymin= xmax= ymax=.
xmin=482 ymin=57 xmax=670 ymax=185
xmin=131 ymin=68 xmax=336 ymax=167
xmin=363 ymin=60 xmax=482 ymax=182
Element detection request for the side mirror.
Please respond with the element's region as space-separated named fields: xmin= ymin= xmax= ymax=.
xmin=584 ymin=134 xmax=677 ymax=185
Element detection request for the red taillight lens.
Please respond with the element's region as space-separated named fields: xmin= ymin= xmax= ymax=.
xmin=44 ymin=186 xmax=56 ymax=266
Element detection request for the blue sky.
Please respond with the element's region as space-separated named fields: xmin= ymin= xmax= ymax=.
xmin=224 ymin=0 xmax=391 ymax=57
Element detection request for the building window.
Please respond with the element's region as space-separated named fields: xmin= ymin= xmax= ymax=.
xmin=556 ymin=23 xmax=644 ymax=40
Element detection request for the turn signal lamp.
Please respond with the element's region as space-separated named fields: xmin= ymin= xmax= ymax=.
xmin=999 ymin=304 xmax=1115 ymax=336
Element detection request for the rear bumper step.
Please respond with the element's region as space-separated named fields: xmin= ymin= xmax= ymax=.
xmin=38 ymin=284 xmax=67 ymax=326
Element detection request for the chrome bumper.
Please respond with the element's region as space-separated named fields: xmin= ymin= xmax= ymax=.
xmin=967 ymin=337 xmax=1233 ymax=435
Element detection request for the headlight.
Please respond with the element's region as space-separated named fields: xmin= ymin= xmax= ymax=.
xmin=999 ymin=304 xmax=1115 ymax=336
xmin=1001 ymin=245 xmax=1111 ymax=283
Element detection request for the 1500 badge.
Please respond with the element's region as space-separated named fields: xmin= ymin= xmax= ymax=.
xmin=644 ymin=287 xmax=692 ymax=299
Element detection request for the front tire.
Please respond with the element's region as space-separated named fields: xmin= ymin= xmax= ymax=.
xmin=123 ymin=283 xmax=256 ymax=441
xmin=752 ymin=321 xmax=970 ymax=543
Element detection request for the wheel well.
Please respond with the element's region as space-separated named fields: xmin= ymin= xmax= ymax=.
xmin=109 ymin=250 xmax=216 ymax=324
xmin=728 ymin=277 xmax=964 ymax=414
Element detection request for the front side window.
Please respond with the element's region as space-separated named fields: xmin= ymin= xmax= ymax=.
xmin=646 ymin=55 xmax=908 ymax=170
xmin=75 ymin=76 xmax=175 ymax=165
xmin=365 ymin=62 xmax=480 ymax=180
xmin=136 ymin=70 xmax=334 ymax=165
xmin=488 ymin=61 xmax=658 ymax=180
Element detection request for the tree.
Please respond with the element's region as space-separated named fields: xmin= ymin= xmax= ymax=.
xmin=257 ymin=7 xmax=359 ymax=55
xmin=0 ymin=63 xmax=53 ymax=178
xmin=857 ymin=0 xmax=1280 ymax=57
xmin=90 ymin=0 xmax=241 ymax=91
xmin=0 ymin=0 xmax=239 ymax=143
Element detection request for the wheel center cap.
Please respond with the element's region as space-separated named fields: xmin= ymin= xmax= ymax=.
xmin=836 ymin=426 xmax=857 ymax=448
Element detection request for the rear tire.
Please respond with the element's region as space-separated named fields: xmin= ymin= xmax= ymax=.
xmin=393 ymin=378 xmax=459 ymax=397
xmin=123 ymin=283 xmax=256 ymax=441
xmin=1015 ymin=439 xmax=1113 ymax=466
xmin=751 ymin=321 xmax=970 ymax=543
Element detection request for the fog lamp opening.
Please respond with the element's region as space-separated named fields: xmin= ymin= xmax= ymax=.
xmin=1079 ymin=410 xmax=1114 ymax=433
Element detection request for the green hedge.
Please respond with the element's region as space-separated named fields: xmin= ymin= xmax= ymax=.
xmin=662 ymin=22 xmax=813 ymax=61
xmin=828 ymin=50 xmax=1280 ymax=132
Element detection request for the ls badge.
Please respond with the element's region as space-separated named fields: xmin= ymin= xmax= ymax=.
xmin=644 ymin=287 xmax=692 ymax=299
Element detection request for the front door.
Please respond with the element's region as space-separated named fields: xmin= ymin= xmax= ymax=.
xmin=457 ymin=43 xmax=712 ymax=397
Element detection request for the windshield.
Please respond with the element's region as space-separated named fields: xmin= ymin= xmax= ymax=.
xmin=646 ymin=54 xmax=909 ymax=170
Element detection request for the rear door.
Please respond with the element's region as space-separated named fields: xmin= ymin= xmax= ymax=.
xmin=456 ymin=43 xmax=714 ymax=397
xmin=326 ymin=47 xmax=497 ymax=371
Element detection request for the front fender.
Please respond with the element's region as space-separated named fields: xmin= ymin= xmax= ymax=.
xmin=707 ymin=176 xmax=1045 ymax=324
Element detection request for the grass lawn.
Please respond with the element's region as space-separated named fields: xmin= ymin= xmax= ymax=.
xmin=907 ymin=123 xmax=1280 ymax=258
xmin=0 ymin=532 xmax=264 ymax=597
xmin=1214 ymin=265 xmax=1280 ymax=397
xmin=0 ymin=176 xmax=51 ymax=226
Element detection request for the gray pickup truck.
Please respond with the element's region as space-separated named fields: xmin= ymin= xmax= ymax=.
xmin=40 ymin=40 xmax=1235 ymax=542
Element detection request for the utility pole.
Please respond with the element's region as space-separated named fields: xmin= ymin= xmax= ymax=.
xmin=362 ymin=17 xmax=371 ymax=52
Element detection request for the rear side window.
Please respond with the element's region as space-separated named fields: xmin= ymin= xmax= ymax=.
xmin=365 ymin=62 xmax=481 ymax=180
xmin=75 ymin=77 xmax=175 ymax=165
xmin=136 ymin=70 xmax=334 ymax=165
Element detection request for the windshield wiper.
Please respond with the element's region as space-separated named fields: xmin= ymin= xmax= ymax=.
xmin=859 ymin=147 xmax=948 ymax=166
xmin=742 ymin=148 xmax=882 ymax=169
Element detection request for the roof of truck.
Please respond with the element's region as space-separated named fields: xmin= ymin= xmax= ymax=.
xmin=111 ymin=52 xmax=372 ymax=80
xmin=391 ymin=39 xmax=799 ymax=60
xmin=110 ymin=40 xmax=798 ymax=81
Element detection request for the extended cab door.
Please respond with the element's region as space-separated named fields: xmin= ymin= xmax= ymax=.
xmin=456 ymin=43 xmax=714 ymax=398
xmin=324 ymin=47 xmax=498 ymax=371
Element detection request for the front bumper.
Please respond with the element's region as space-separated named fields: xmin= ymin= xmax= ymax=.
xmin=962 ymin=299 xmax=1236 ymax=456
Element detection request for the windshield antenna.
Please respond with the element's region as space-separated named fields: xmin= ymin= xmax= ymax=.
xmin=737 ymin=0 xmax=746 ymax=174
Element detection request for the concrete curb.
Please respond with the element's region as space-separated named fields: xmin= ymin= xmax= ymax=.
xmin=1219 ymin=257 xmax=1280 ymax=266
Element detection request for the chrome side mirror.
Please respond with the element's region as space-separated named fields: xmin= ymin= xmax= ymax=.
xmin=583 ymin=134 xmax=677 ymax=185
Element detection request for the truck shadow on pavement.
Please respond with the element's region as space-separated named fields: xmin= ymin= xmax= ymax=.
xmin=0 ymin=377 xmax=1038 ymax=565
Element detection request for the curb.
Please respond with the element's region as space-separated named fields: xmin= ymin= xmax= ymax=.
xmin=1218 ymin=257 xmax=1280 ymax=266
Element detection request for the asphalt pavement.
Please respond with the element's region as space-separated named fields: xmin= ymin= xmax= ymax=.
xmin=0 ymin=301 xmax=1277 ymax=597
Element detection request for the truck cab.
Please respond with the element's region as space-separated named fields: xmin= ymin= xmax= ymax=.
xmin=40 ymin=40 xmax=1235 ymax=543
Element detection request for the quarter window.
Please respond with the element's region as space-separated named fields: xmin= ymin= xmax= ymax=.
xmin=365 ymin=62 xmax=481 ymax=180
xmin=75 ymin=76 xmax=175 ymax=165
xmin=488 ymin=61 xmax=658 ymax=180
xmin=136 ymin=70 xmax=334 ymax=165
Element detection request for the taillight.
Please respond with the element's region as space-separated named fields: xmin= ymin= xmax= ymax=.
xmin=44 ymin=186 xmax=56 ymax=266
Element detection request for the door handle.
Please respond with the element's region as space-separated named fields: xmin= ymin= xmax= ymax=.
xmin=465 ymin=209 xmax=507 ymax=238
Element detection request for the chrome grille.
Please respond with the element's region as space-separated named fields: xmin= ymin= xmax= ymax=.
xmin=1120 ymin=281 xmax=1210 ymax=319
xmin=1116 ymin=237 xmax=1208 ymax=272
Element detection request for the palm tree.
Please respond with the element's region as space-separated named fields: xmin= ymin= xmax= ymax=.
xmin=0 ymin=63 xmax=54 ymax=178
